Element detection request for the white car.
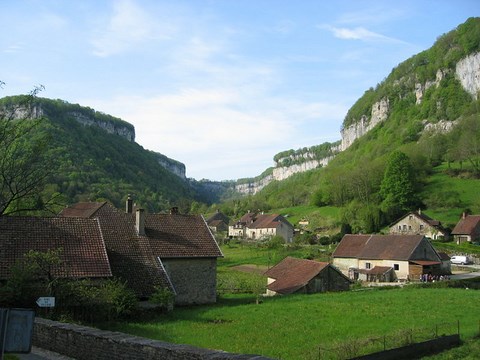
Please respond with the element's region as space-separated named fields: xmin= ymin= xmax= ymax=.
xmin=450 ymin=255 xmax=469 ymax=265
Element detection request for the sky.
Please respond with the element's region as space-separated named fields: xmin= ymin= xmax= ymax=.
xmin=1 ymin=1 xmax=479 ymax=181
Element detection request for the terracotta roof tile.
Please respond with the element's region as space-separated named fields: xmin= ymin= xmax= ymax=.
xmin=264 ymin=257 xmax=330 ymax=295
xmin=451 ymin=215 xmax=480 ymax=235
xmin=0 ymin=216 xmax=112 ymax=279
xmin=333 ymin=234 xmax=428 ymax=261
xmin=145 ymin=214 xmax=223 ymax=258
xmin=59 ymin=202 xmax=106 ymax=218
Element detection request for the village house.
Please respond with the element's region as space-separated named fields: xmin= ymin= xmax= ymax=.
xmin=332 ymin=234 xmax=449 ymax=282
xmin=206 ymin=210 xmax=230 ymax=233
xmin=0 ymin=216 xmax=112 ymax=282
xmin=264 ymin=256 xmax=351 ymax=296
xmin=228 ymin=212 xmax=294 ymax=242
xmin=59 ymin=198 xmax=223 ymax=305
xmin=451 ymin=213 xmax=480 ymax=244
xmin=389 ymin=210 xmax=449 ymax=240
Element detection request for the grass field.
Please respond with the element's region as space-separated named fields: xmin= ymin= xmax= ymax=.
xmin=100 ymin=243 xmax=480 ymax=360
xmin=104 ymin=287 xmax=480 ymax=360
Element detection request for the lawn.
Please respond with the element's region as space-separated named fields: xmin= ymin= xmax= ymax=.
xmin=104 ymin=287 xmax=480 ymax=360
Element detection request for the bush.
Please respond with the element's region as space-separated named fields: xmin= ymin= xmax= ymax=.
xmin=149 ymin=286 xmax=175 ymax=311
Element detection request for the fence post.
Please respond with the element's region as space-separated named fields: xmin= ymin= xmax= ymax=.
xmin=383 ymin=335 xmax=386 ymax=351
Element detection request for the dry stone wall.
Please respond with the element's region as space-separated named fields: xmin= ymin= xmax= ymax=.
xmin=33 ymin=318 xmax=272 ymax=360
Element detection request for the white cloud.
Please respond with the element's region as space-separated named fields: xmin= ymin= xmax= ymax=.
xmin=321 ymin=24 xmax=403 ymax=43
xmin=80 ymin=84 xmax=346 ymax=180
xmin=90 ymin=0 xmax=171 ymax=57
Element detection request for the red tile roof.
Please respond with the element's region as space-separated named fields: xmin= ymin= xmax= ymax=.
xmin=59 ymin=202 xmax=106 ymax=218
xmin=451 ymin=215 xmax=480 ymax=236
xmin=59 ymin=201 xmax=222 ymax=297
xmin=249 ymin=214 xmax=292 ymax=229
xmin=0 ymin=216 xmax=112 ymax=280
xmin=264 ymin=256 xmax=330 ymax=294
xmin=333 ymin=234 xmax=430 ymax=261
xmin=145 ymin=213 xmax=223 ymax=258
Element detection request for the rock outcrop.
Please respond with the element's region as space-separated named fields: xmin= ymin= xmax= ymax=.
xmin=456 ymin=51 xmax=480 ymax=100
xmin=340 ymin=98 xmax=389 ymax=151
xmin=68 ymin=112 xmax=135 ymax=142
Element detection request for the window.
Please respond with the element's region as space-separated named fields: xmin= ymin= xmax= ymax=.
xmin=398 ymin=225 xmax=401 ymax=230
xmin=419 ymin=224 xmax=424 ymax=230
xmin=409 ymin=215 xmax=413 ymax=220
xmin=394 ymin=264 xmax=399 ymax=270
xmin=366 ymin=262 xmax=371 ymax=269
xmin=408 ymin=225 xmax=412 ymax=230
xmin=403 ymin=225 xmax=407 ymax=230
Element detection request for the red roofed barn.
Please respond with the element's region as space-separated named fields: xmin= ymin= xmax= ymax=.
xmin=264 ymin=256 xmax=351 ymax=296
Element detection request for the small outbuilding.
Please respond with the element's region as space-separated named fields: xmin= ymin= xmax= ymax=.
xmin=264 ymin=256 xmax=351 ymax=296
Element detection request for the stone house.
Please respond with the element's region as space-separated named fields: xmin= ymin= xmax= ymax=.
xmin=451 ymin=213 xmax=480 ymax=244
xmin=60 ymin=198 xmax=223 ymax=305
xmin=228 ymin=212 xmax=294 ymax=242
xmin=206 ymin=210 xmax=230 ymax=233
xmin=264 ymin=257 xmax=351 ymax=296
xmin=332 ymin=234 xmax=449 ymax=282
xmin=389 ymin=210 xmax=449 ymax=240
xmin=0 ymin=216 xmax=112 ymax=282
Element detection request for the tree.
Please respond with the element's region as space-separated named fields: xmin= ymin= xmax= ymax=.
xmin=380 ymin=151 xmax=420 ymax=221
xmin=0 ymin=84 xmax=56 ymax=216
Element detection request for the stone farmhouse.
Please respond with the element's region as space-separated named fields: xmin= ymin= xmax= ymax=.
xmin=59 ymin=198 xmax=223 ymax=305
xmin=0 ymin=216 xmax=112 ymax=282
xmin=451 ymin=213 xmax=480 ymax=244
xmin=332 ymin=234 xmax=450 ymax=282
xmin=228 ymin=212 xmax=294 ymax=242
xmin=205 ymin=210 xmax=230 ymax=233
xmin=389 ymin=210 xmax=449 ymax=240
xmin=264 ymin=256 xmax=351 ymax=296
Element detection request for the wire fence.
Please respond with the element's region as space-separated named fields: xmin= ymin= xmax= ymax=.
xmin=317 ymin=321 xmax=460 ymax=360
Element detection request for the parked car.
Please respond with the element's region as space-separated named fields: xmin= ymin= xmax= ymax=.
xmin=450 ymin=255 xmax=470 ymax=265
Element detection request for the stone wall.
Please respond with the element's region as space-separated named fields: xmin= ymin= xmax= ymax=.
xmin=163 ymin=258 xmax=217 ymax=305
xmin=33 ymin=317 xmax=271 ymax=360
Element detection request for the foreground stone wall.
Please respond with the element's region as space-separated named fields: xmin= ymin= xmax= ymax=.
xmin=33 ymin=318 xmax=271 ymax=360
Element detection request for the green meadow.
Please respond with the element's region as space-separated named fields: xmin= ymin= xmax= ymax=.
xmin=102 ymin=243 xmax=480 ymax=360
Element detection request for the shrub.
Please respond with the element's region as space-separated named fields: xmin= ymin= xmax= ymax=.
xmin=149 ymin=286 xmax=175 ymax=311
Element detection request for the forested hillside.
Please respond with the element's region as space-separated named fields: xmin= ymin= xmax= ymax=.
xmin=0 ymin=95 xmax=223 ymax=214
xmin=214 ymin=17 xmax=480 ymax=232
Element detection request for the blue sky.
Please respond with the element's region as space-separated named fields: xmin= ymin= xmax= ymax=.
xmin=1 ymin=1 xmax=478 ymax=181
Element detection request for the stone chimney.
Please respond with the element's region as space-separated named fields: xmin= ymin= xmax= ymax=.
xmin=418 ymin=209 xmax=421 ymax=215
xmin=136 ymin=208 xmax=145 ymax=236
xmin=170 ymin=207 xmax=179 ymax=215
xmin=126 ymin=194 xmax=133 ymax=214
xmin=462 ymin=212 xmax=466 ymax=219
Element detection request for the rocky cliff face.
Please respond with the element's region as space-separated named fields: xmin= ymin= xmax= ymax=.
xmin=68 ymin=112 xmax=135 ymax=142
xmin=456 ymin=51 xmax=480 ymax=100
xmin=155 ymin=154 xmax=186 ymax=180
xmin=340 ymin=97 xmax=389 ymax=151
xmin=235 ymin=147 xmax=340 ymax=195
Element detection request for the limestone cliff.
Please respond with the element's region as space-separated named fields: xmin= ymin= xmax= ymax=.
xmin=456 ymin=51 xmax=480 ymax=100
xmin=68 ymin=111 xmax=135 ymax=142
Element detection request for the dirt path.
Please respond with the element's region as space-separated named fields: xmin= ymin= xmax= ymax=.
xmin=232 ymin=264 xmax=269 ymax=275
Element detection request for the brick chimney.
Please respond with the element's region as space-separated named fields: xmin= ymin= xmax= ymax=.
xmin=170 ymin=207 xmax=179 ymax=215
xmin=136 ymin=208 xmax=145 ymax=236
xmin=126 ymin=194 xmax=133 ymax=214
